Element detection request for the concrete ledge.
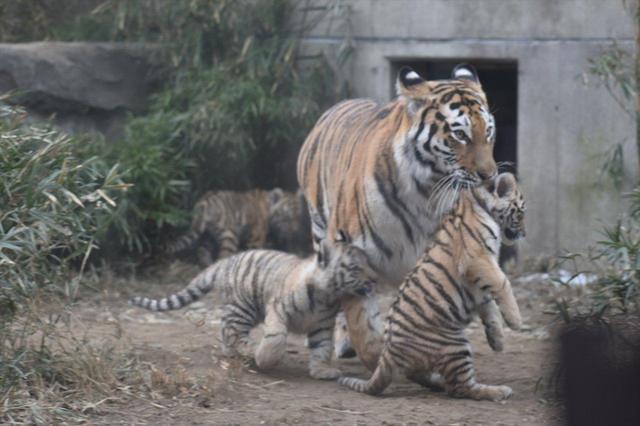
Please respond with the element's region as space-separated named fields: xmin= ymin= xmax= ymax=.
xmin=0 ymin=42 xmax=160 ymax=113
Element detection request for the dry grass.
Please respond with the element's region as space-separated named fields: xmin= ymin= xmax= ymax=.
xmin=0 ymin=289 xmax=212 ymax=425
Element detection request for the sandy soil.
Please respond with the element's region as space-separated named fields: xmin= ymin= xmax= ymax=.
xmin=72 ymin=263 xmax=563 ymax=425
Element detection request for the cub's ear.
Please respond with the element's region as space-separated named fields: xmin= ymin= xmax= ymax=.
xmin=268 ymin=188 xmax=284 ymax=205
xmin=451 ymin=63 xmax=480 ymax=84
xmin=317 ymin=239 xmax=332 ymax=268
xmin=483 ymin=178 xmax=496 ymax=194
xmin=495 ymin=173 xmax=517 ymax=198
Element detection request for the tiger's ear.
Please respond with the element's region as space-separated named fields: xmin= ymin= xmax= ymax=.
xmin=396 ymin=67 xmax=429 ymax=102
xmin=396 ymin=67 xmax=429 ymax=115
xmin=317 ymin=240 xmax=332 ymax=268
xmin=495 ymin=173 xmax=516 ymax=198
xmin=452 ymin=63 xmax=480 ymax=84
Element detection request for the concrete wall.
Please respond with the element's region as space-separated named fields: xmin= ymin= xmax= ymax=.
xmin=300 ymin=0 xmax=638 ymax=258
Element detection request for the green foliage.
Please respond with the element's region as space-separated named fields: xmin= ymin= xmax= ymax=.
xmin=94 ymin=0 xmax=349 ymax=252
xmin=588 ymin=42 xmax=636 ymax=118
xmin=0 ymin=0 xmax=111 ymax=42
xmin=556 ymin=212 xmax=640 ymax=318
xmin=0 ymin=105 xmax=132 ymax=422
xmin=1 ymin=0 xmax=351 ymax=254
xmin=566 ymin=2 xmax=640 ymax=319
xmin=0 ymin=105 xmax=126 ymax=313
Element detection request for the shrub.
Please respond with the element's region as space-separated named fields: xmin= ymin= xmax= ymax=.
xmin=2 ymin=0 xmax=352 ymax=255
xmin=556 ymin=198 xmax=640 ymax=319
xmin=96 ymin=0 xmax=349 ymax=253
xmin=0 ymin=105 xmax=125 ymax=314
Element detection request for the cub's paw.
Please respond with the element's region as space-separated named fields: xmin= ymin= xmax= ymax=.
xmin=450 ymin=383 xmax=513 ymax=402
xmin=500 ymin=308 xmax=522 ymax=331
xmin=484 ymin=325 xmax=504 ymax=352
xmin=487 ymin=385 xmax=513 ymax=402
xmin=310 ymin=367 xmax=342 ymax=380
xmin=504 ymin=315 xmax=522 ymax=331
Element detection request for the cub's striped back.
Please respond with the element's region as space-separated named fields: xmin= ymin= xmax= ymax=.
xmin=166 ymin=188 xmax=283 ymax=266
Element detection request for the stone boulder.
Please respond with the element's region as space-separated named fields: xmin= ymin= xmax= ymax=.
xmin=0 ymin=42 xmax=161 ymax=139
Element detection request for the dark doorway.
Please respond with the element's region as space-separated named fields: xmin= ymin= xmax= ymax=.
xmin=391 ymin=59 xmax=519 ymax=262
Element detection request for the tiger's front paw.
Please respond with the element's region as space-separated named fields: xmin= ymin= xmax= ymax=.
xmin=310 ymin=366 xmax=342 ymax=380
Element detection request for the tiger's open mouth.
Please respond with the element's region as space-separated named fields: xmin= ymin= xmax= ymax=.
xmin=452 ymin=170 xmax=478 ymax=189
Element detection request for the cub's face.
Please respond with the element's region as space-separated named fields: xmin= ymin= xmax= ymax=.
xmin=489 ymin=173 xmax=526 ymax=245
xmin=317 ymin=239 xmax=377 ymax=297
xmin=398 ymin=64 xmax=498 ymax=186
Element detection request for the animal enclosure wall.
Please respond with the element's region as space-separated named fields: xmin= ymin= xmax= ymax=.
xmin=299 ymin=0 xmax=638 ymax=259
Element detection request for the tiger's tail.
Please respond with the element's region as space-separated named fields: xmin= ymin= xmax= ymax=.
xmin=337 ymin=350 xmax=394 ymax=395
xmin=165 ymin=229 xmax=201 ymax=254
xmin=129 ymin=261 xmax=222 ymax=311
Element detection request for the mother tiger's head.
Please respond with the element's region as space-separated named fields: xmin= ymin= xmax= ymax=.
xmin=396 ymin=64 xmax=497 ymax=187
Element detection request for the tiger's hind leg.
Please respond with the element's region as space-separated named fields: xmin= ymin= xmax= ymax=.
xmin=308 ymin=320 xmax=342 ymax=380
xmin=334 ymin=311 xmax=357 ymax=359
xmin=341 ymin=293 xmax=385 ymax=371
xmin=216 ymin=229 xmax=240 ymax=259
xmin=439 ymin=340 xmax=512 ymax=401
xmin=196 ymin=235 xmax=216 ymax=268
xmin=406 ymin=370 xmax=445 ymax=392
xmin=220 ymin=309 xmax=255 ymax=359
xmin=254 ymin=305 xmax=288 ymax=370
xmin=245 ymin=221 xmax=268 ymax=251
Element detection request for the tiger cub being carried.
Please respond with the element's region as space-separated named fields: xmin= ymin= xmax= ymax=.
xmin=131 ymin=236 xmax=376 ymax=380
xmin=338 ymin=172 xmax=526 ymax=401
xmin=165 ymin=189 xmax=284 ymax=267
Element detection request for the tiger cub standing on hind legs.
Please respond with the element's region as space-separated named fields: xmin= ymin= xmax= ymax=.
xmin=297 ymin=64 xmax=500 ymax=368
xmin=338 ymin=172 xmax=526 ymax=401
xmin=131 ymin=235 xmax=377 ymax=380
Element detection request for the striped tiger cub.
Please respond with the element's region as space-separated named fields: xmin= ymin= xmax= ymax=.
xmin=131 ymin=235 xmax=377 ymax=380
xmin=268 ymin=189 xmax=312 ymax=254
xmin=166 ymin=189 xmax=284 ymax=267
xmin=338 ymin=172 xmax=526 ymax=401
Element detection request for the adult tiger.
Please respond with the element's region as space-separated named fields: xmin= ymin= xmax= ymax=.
xmin=296 ymin=64 xmax=499 ymax=370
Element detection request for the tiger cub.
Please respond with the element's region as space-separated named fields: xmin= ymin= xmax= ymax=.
xmin=338 ymin=172 xmax=526 ymax=401
xmin=267 ymin=189 xmax=312 ymax=254
xmin=131 ymin=236 xmax=376 ymax=380
xmin=166 ymin=189 xmax=284 ymax=267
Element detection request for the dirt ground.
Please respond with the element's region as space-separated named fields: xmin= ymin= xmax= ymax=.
xmin=72 ymin=263 xmax=564 ymax=425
